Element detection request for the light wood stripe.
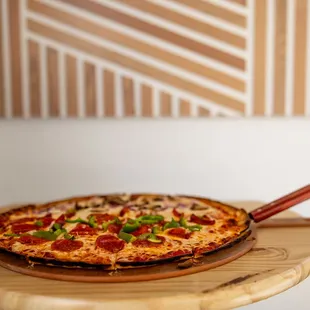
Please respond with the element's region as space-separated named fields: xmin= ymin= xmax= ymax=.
xmin=66 ymin=54 xmax=78 ymax=117
xmin=104 ymin=69 xmax=115 ymax=117
xmin=84 ymin=62 xmax=96 ymax=117
xmin=172 ymin=0 xmax=246 ymax=27
xmin=141 ymin=84 xmax=153 ymax=117
xmin=60 ymin=0 xmax=245 ymax=70
xmin=253 ymin=0 xmax=267 ymax=115
xmin=293 ymin=0 xmax=308 ymax=115
xmin=0 ymin=3 xmax=4 ymax=117
xmin=47 ymin=47 xmax=59 ymax=117
xmin=179 ymin=99 xmax=191 ymax=117
xmin=8 ymin=0 xmax=23 ymax=117
xmin=229 ymin=0 xmax=247 ymax=6
xmin=273 ymin=0 xmax=287 ymax=115
xmin=28 ymin=40 xmax=41 ymax=117
xmin=160 ymin=92 xmax=172 ymax=117
xmin=198 ymin=106 xmax=210 ymax=117
xmin=114 ymin=0 xmax=245 ymax=49
xmin=122 ymin=76 xmax=135 ymax=117
xmin=27 ymin=0 xmax=245 ymax=92
xmin=28 ymin=20 xmax=244 ymax=113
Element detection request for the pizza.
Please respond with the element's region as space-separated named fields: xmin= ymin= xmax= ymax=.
xmin=0 ymin=194 xmax=250 ymax=270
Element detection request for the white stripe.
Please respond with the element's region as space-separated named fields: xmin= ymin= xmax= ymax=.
xmin=76 ymin=57 xmax=85 ymax=118
xmin=2 ymin=0 xmax=12 ymax=118
xmin=114 ymin=72 xmax=122 ymax=118
xmin=58 ymin=50 xmax=66 ymax=118
xmin=265 ymin=0 xmax=275 ymax=117
xmin=172 ymin=96 xmax=179 ymax=118
xmin=39 ymin=0 xmax=246 ymax=80
xmin=27 ymin=11 xmax=245 ymax=102
xmin=146 ymin=0 xmax=247 ymax=36
xmin=134 ymin=78 xmax=142 ymax=117
xmin=245 ymin=0 xmax=255 ymax=116
xmin=27 ymin=33 xmax=242 ymax=117
xmin=191 ymin=103 xmax=198 ymax=117
xmin=96 ymin=66 xmax=103 ymax=117
xmin=203 ymin=0 xmax=248 ymax=15
xmin=152 ymin=88 xmax=160 ymax=118
xmin=20 ymin=0 xmax=29 ymax=118
xmin=96 ymin=0 xmax=246 ymax=58
xmin=285 ymin=0 xmax=295 ymax=116
xmin=306 ymin=0 xmax=310 ymax=116
xmin=39 ymin=44 xmax=48 ymax=118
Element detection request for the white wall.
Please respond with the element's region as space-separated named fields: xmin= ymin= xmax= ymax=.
xmin=1 ymin=119 xmax=310 ymax=309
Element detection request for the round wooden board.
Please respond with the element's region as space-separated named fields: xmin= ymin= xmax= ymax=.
xmin=1 ymin=201 xmax=310 ymax=310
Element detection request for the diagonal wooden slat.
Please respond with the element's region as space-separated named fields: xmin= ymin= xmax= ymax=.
xmin=59 ymin=0 xmax=245 ymax=70
xmin=171 ymin=0 xmax=246 ymax=27
xmin=28 ymin=19 xmax=245 ymax=113
xmin=113 ymin=0 xmax=246 ymax=49
xmin=229 ymin=0 xmax=247 ymax=6
xmin=27 ymin=0 xmax=245 ymax=92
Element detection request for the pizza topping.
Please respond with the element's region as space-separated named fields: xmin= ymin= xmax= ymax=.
xmin=90 ymin=213 xmax=116 ymax=224
xmin=96 ymin=235 xmax=125 ymax=252
xmin=34 ymin=220 xmax=43 ymax=227
xmin=137 ymin=215 xmax=164 ymax=225
xmin=152 ymin=226 xmax=162 ymax=234
xmin=41 ymin=214 xmax=54 ymax=227
xmin=179 ymin=217 xmax=202 ymax=232
xmin=11 ymin=224 xmax=38 ymax=234
xmin=118 ymin=231 xmax=137 ymax=243
xmin=88 ymin=215 xmax=98 ymax=228
xmin=122 ymin=220 xmax=140 ymax=233
xmin=11 ymin=217 xmax=35 ymax=224
xmin=191 ymin=203 xmax=209 ymax=210
xmin=137 ymin=233 xmax=163 ymax=243
xmin=102 ymin=217 xmax=122 ymax=231
xmin=163 ymin=218 xmax=180 ymax=230
xmin=70 ymin=224 xmax=97 ymax=236
xmin=131 ymin=224 xmax=151 ymax=236
xmin=66 ymin=217 xmax=89 ymax=225
xmin=119 ymin=206 xmax=130 ymax=217
xmin=107 ymin=223 xmax=122 ymax=234
xmin=55 ymin=214 xmax=66 ymax=225
xmin=132 ymin=236 xmax=165 ymax=247
xmin=32 ymin=230 xmax=58 ymax=241
xmin=51 ymin=239 xmax=83 ymax=252
xmin=19 ymin=235 xmax=49 ymax=245
xmin=173 ymin=208 xmax=184 ymax=218
xmin=167 ymin=228 xmax=191 ymax=239
xmin=190 ymin=214 xmax=215 ymax=225
xmin=4 ymin=233 xmax=21 ymax=237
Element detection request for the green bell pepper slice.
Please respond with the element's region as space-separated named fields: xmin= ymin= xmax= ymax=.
xmin=32 ymin=231 xmax=58 ymax=241
xmin=163 ymin=218 xmax=180 ymax=230
xmin=122 ymin=221 xmax=141 ymax=233
xmin=118 ymin=231 xmax=137 ymax=243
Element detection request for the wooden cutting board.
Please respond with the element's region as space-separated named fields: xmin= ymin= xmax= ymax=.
xmin=0 ymin=201 xmax=310 ymax=310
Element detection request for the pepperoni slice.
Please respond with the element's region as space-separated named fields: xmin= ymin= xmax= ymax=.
xmin=119 ymin=207 xmax=130 ymax=217
xmin=51 ymin=239 xmax=83 ymax=252
xmin=96 ymin=235 xmax=125 ymax=253
xmin=132 ymin=236 xmax=165 ymax=248
xmin=18 ymin=235 xmax=49 ymax=245
xmin=131 ymin=225 xmax=151 ymax=237
xmin=167 ymin=228 xmax=191 ymax=239
xmin=173 ymin=208 xmax=184 ymax=218
xmin=55 ymin=214 xmax=66 ymax=225
xmin=89 ymin=213 xmax=115 ymax=224
xmin=190 ymin=214 xmax=215 ymax=225
xmin=41 ymin=215 xmax=54 ymax=227
xmin=70 ymin=224 xmax=97 ymax=236
xmin=11 ymin=217 xmax=35 ymax=224
xmin=11 ymin=224 xmax=38 ymax=234
xmin=107 ymin=223 xmax=122 ymax=234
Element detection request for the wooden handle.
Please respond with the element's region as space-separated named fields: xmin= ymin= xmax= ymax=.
xmin=257 ymin=218 xmax=310 ymax=228
xmin=249 ymin=184 xmax=310 ymax=223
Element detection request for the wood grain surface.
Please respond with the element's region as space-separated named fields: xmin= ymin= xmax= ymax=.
xmin=0 ymin=201 xmax=309 ymax=310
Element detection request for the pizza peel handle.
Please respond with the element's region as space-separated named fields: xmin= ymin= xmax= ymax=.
xmin=249 ymin=184 xmax=310 ymax=223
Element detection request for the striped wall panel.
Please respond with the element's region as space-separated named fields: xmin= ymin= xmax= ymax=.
xmin=0 ymin=0 xmax=309 ymax=118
